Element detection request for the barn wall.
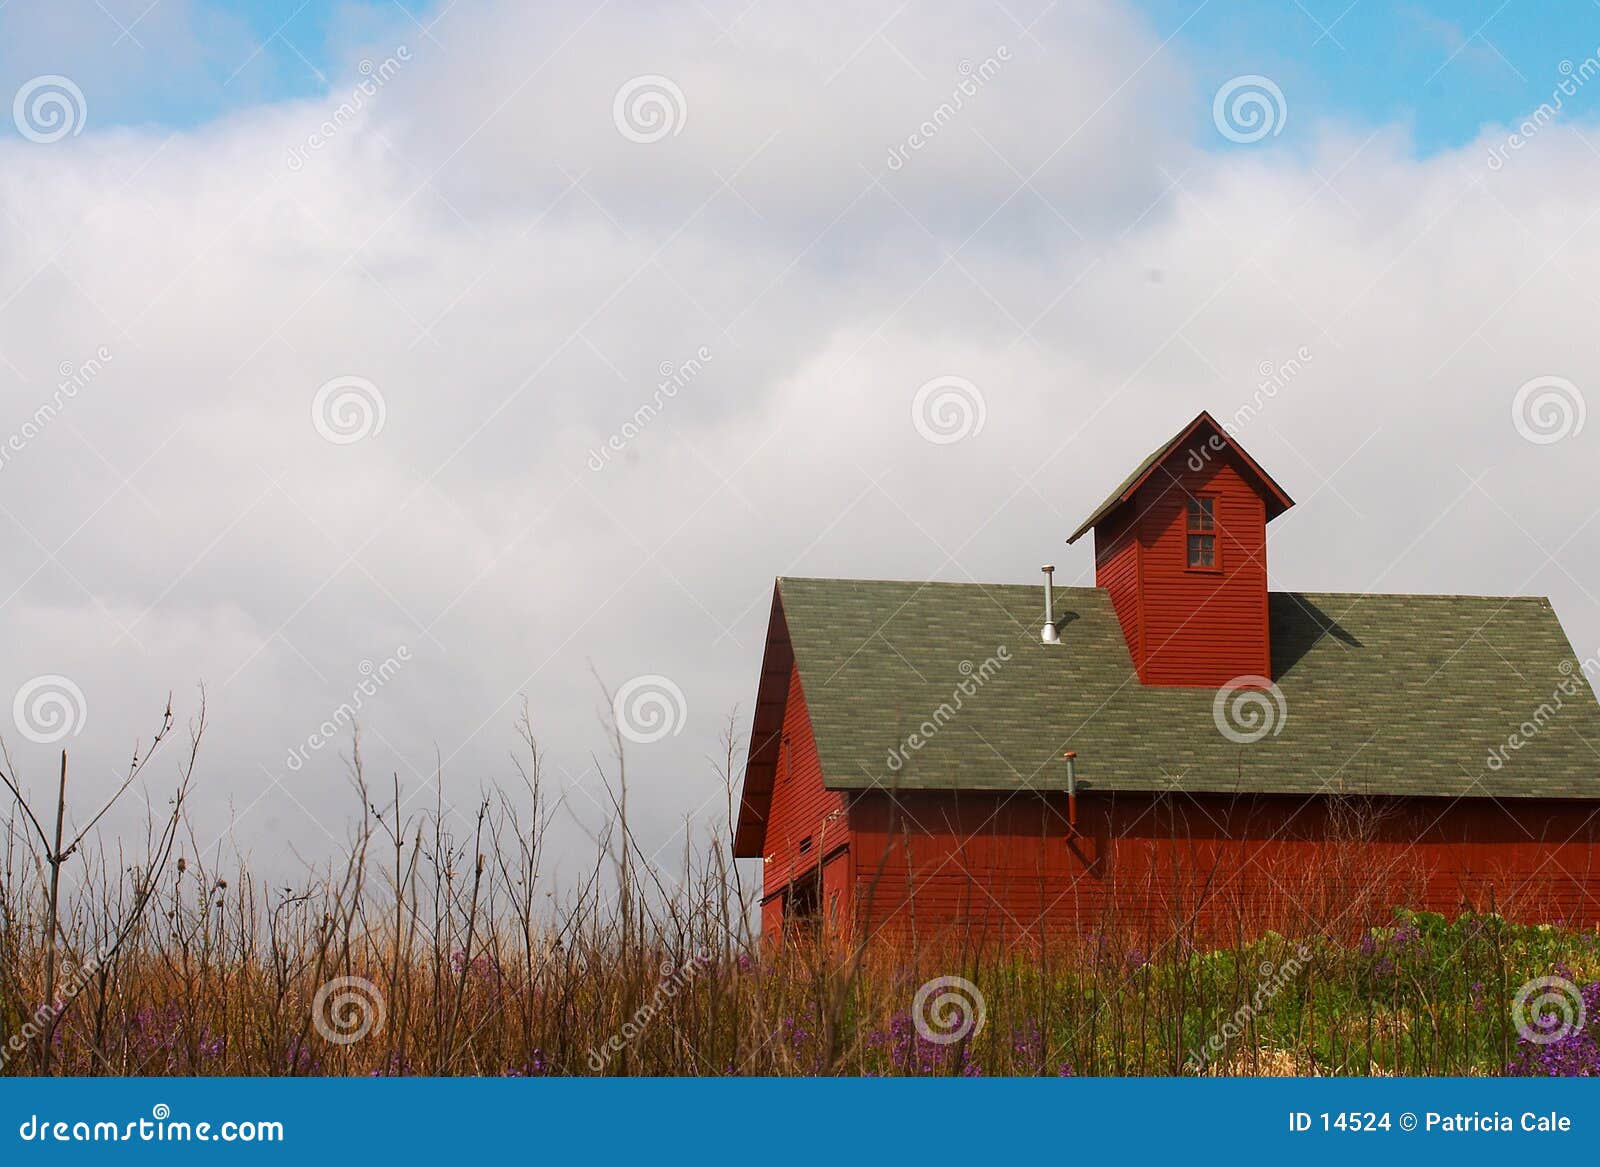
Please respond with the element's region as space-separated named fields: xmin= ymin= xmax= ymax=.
xmin=757 ymin=662 xmax=848 ymax=942
xmin=1093 ymin=502 xmax=1142 ymax=667
xmin=847 ymin=790 xmax=1600 ymax=944
xmin=1134 ymin=442 xmax=1271 ymax=687
xmin=822 ymin=848 xmax=853 ymax=937
xmin=760 ymin=895 xmax=784 ymax=937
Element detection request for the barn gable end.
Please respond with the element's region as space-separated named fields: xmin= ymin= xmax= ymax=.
xmin=733 ymin=587 xmax=792 ymax=860
xmin=735 ymin=587 xmax=851 ymax=938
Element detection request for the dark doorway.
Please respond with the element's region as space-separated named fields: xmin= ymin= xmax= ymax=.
xmin=786 ymin=868 xmax=821 ymax=933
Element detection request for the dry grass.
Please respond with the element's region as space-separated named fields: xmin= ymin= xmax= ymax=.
xmin=1 ymin=698 xmax=1595 ymax=1077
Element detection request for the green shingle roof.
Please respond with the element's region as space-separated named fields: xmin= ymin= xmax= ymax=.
xmin=778 ymin=576 xmax=1600 ymax=800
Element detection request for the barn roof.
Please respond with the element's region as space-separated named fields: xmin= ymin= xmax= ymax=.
xmin=772 ymin=576 xmax=1600 ymax=801
xmin=1066 ymin=410 xmax=1295 ymax=544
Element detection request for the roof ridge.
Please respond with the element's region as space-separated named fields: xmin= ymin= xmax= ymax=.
xmin=778 ymin=575 xmax=1097 ymax=589
xmin=1276 ymin=589 xmax=1551 ymax=603
xmin=777 ymin=577 xmax=1550 ymax=604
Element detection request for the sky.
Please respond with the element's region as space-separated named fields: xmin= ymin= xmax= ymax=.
xmin=13 ymin=2 xmax=1600 ymax=148
xmin=1 ymin=0 xmax=1599 ymax=886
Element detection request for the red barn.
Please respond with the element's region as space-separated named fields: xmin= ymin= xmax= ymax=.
xmin=733 ymin=411 xmax=1600 ymax=943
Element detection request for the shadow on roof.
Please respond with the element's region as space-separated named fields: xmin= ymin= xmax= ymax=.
xmin=1271 ymin=593 xmax=1363 ymax=678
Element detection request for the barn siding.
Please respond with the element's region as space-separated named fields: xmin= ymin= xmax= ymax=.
xmin=1134 ymin=444 xmax=1271 ymax=687
xmin=847 ymin=790 xmax=1600 ymax=943
xmin=760 ymin=894 xmax=784 ymax=937
xmin=757 ymin=662 xmax=848 ymax=941
xmin=1093 ymin=502 xmax=1141 ymax=666
xmin=823 ymin=848 xmax=853 ymax=937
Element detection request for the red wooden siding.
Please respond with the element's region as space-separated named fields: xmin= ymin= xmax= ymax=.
xmin=758 ymin=662 xmax=849 ymax=941
xmin=848 ymin=790 xmax=1600 ymax=943
xmin=760 ymin=894 xmax=784 ymax=937
xmin=1093 ymin=431 xmax=1272 ymax=687
xmin=1134 ymin=442 xmax=1271 ymax=686
xmin=821 ymin=849 xmax=853 ymax=937
xmin=1093 ymin=500 xmax=1141 ymax=666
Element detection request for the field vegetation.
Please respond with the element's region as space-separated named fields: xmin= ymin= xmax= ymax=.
xmin=2 ymin=698 xmax=1596 ymax=1077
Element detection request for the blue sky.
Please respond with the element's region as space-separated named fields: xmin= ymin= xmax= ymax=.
xmin=9 ymin=0 xmax=1600 ymax=152
xmin=1144 ymin=0 xmax=1600 ymax=153
xmin=0 ymin=0 xmax=407 ymax=129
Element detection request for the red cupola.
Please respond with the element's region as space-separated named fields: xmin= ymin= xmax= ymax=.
xmin=1067 ymin=411 xmax=1295 ymax=687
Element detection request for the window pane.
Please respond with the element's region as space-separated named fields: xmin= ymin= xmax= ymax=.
xmin=1186 ymin=497 xmax=1214 ymax=531
xmin=1187 ymin=534 xmax=1215 ymax=567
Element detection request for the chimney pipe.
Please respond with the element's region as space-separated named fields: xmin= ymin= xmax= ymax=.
xmin=1063 ymin=750 xmax=1078 ymax=830
xmin=1041 ymin=564 xmax=1059 ymax=644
